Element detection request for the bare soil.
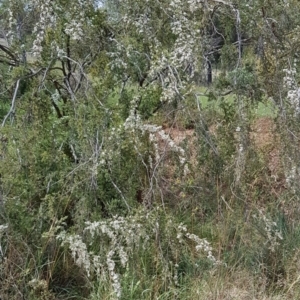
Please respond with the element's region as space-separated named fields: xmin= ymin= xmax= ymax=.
xmin=251 ymin=117 xmax=281 ymax=174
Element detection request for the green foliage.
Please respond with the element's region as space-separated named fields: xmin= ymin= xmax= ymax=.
xmin=2 ymin=0 xmax=300 ymax=299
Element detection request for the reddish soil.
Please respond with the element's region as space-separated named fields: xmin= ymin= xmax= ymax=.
xmin=168 ymin=128 xmax=194 ymax=144
xmin=251 ymin=117 xmax=276 ymax=150
xmin=154 ymin=117 xmax=286 ymax=208
xmin=160 ymin=118 xmax=280 ymax=166
xmin=158 ymin=117 xmax=283 ymax=179
xmin=251 ymin=118 xmax=287 ymax=199
xmin=251 ymin=117 xmax=282 ymax=178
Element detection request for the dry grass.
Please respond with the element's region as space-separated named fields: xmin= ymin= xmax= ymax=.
xmin=183 ymin=269 xmax=290 ymax=300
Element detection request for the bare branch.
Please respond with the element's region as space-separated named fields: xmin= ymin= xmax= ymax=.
xmin=2 ymin=79 xmax=20 ymax=127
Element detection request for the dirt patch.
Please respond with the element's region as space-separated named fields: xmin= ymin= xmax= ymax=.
xmin=251 ymin=118 xmax=287 ymax=198
xmin=158 ymin=117 xmax=284 ymax=185
xmin=168 ymin=128 xmax=194 ymax=144
xmin=160 ymin=118 xmax=280 ymax=173
xmin=251 ymin=117 xmax=276 ymax=150
xmin=251 ymin=118 xmax=282 ymax=176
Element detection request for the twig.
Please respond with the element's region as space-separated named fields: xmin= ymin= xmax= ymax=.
xmin=2 ymin=79 xmax=20 ymax=127
xmin=221 ymin=195 xmax=234 ymax=212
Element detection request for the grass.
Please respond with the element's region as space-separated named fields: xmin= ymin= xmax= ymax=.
xmin=255 ymin=100 xmax=278 ymax=118
xmin=195 ymin=85 xmax=277 ymax=118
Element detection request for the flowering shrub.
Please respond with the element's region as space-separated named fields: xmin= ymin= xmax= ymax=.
xmin=283 ymin=66 xmax=300 ymax=116
xmin=123 ymin=97 xmax=190 ymax=176
xmin=57 ymin=208 xmax=219 ymax=299
xmin=2 ymin=0 xmax=300 ymax=298
xmin=253 ymin=210 xmax=283 ymax=253
xmin=7 ymin=0 xmax=94 ymax=57
xmin=281 ymin=64 xmax=300 ymax=192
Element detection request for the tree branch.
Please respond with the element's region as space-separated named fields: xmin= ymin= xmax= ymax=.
xmin=2 ymin=79 xmax=20 ymax=127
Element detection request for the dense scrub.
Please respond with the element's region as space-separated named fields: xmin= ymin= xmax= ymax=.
xmin=1 ymin=0 xmax=300 ymax=299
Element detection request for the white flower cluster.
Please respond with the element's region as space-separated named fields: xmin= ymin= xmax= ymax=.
xmin=187 ymin=0 xmax=204 ymax=13
xmin=124 ymin=98 xmax=143 ymax=132
xmin=120 ymin=0 xmax=157 ymax=42
xmin=106 ymin=249 xmax=121 ymax=298
xmin=148 ymin=54 xmax=168 ymax=80
xmin=186 ymin=233 xmax=217 ymax=263
xmin=57 ymin=232 xmax=91 ymax=276
xmin=0 ymin=224 xmax=8 ymax=236
xmin=84 ymin=216 xmax=145 ymax=251
xmin=115 ymin=0 xmax=204 ymax=105
xmin=169 ymin=0 xmax=203 ymax=72
xmin=0 ymin=224 xmax=8 ymax=260
xmin=177 ymin=223 xmax=220 ymax=264
xmin=158 ymin=130 xmax=185 ymax=158
xmin=6 ymin=8 xmax=16 ymax=42
xmin=58 ymin=216 xmax=146 ymax=298
xmin=31 ymin=0 xmax=56 ymax=57
xmin=284 ymin=162 xmax=300 ymax=193
xmin=253 ymin=210 xmax=283 ymax=252
xmin=148 ymin=56 xmax=185 ymax=104
xmin=124 ymin=102 xmax=190 ymax=176
xmin=50 ymin=41 xmax=66 ymax=59
xmin=149 ymin=131 xmax=161 ymax=163
xmin=65 ymin=10 xmax=85 ymax=41
xmin=177 ymin=223 xmax=187 ymax=243
xmin=283 ymin=66 xmax=300 ymax=116
xmin=285 ymin=164 xmax=297 ymax=187
xmin=136 ymin=0 xmax=202 ymax=103
xmin=173 ymin=262 xmax=180 ymax=286
xmin=132 ymin=13 xmax=151 ymax=36
xmin=160 ymin=78 xmax=182 ymax=104
xmin=124 ymin=99 xmax=152 ymax=133
xmin=158 ymin=129 xmax=190 ymax=176
xmin=57 ymin=210 xmax=220 ymax=297
xmin=107 ymin=39 xmax=129 ymax=72
xmin=28 ymin=278 xmax=48 ymax=292
xmin=25 ymin=0 xmax=91 ymax=57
